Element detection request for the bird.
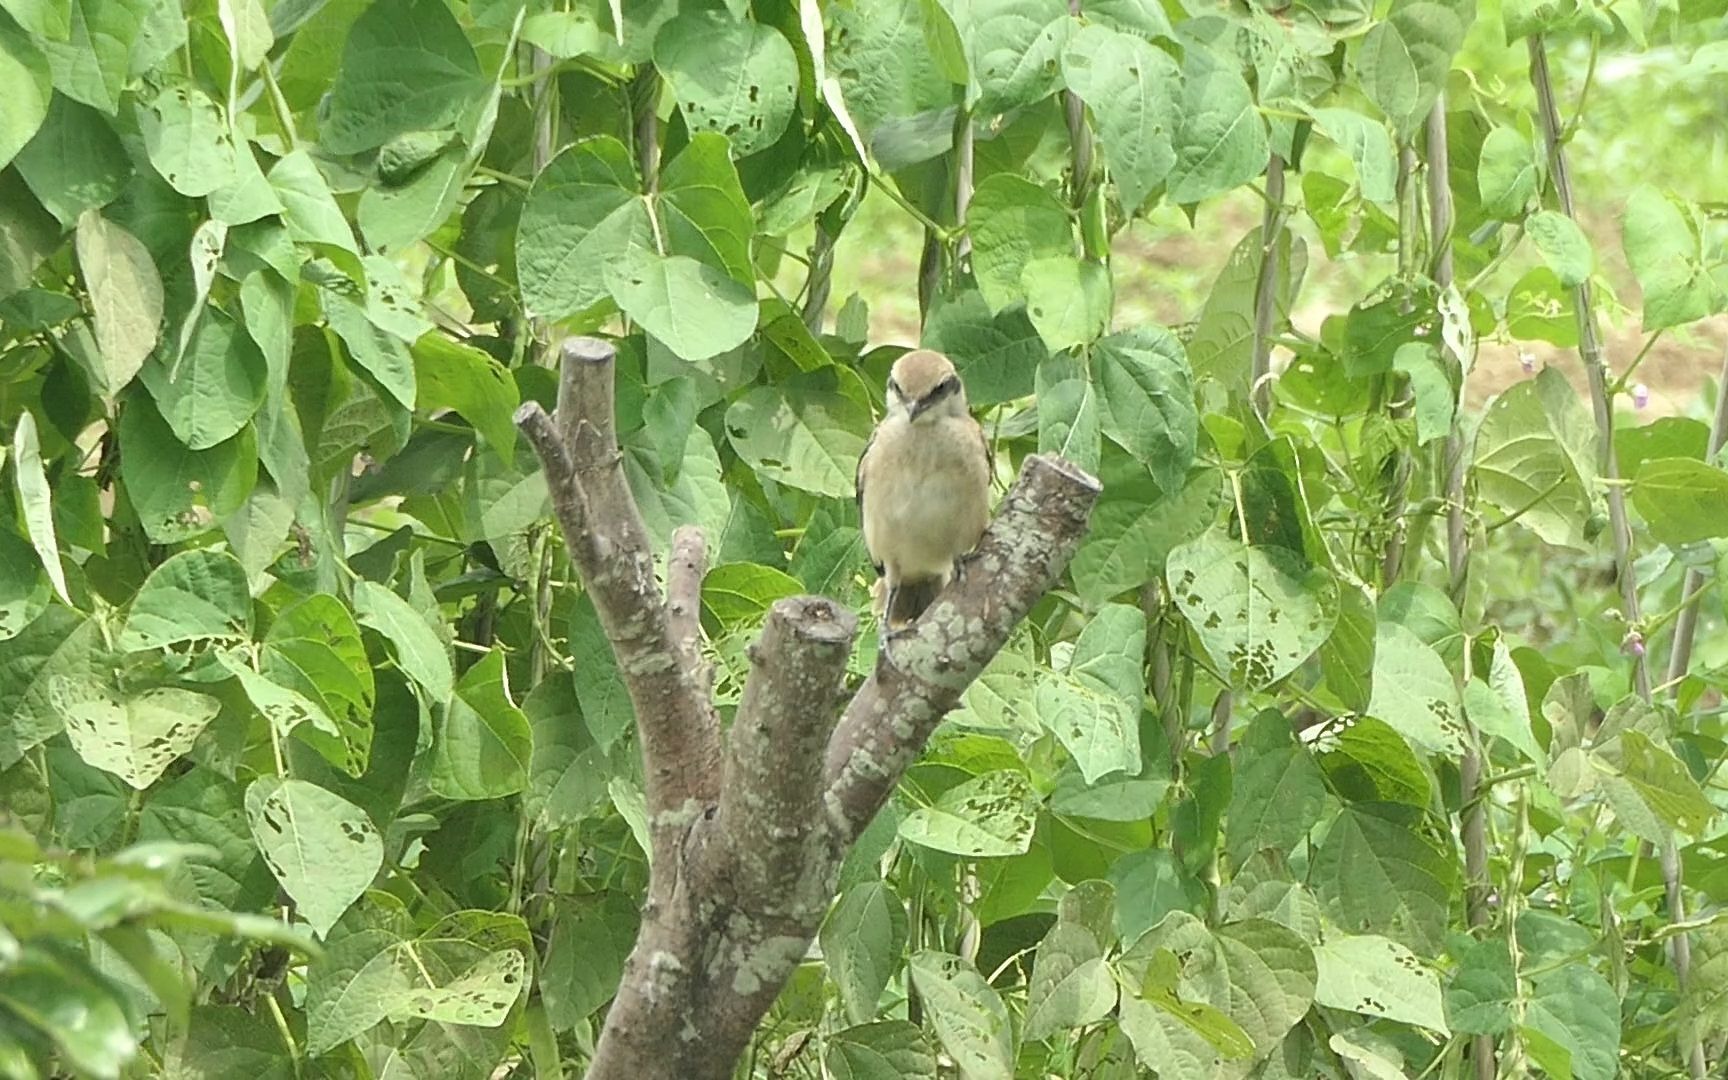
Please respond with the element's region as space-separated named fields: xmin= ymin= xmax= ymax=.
xmin=855 ymin=349 xmax=992 ymax=641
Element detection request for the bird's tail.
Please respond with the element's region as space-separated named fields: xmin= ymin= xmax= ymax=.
xmin=882 ymin=577 xmax=943 ymax=630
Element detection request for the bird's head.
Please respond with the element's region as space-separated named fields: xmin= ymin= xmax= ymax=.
xmin=886 ymin=349 xmax=967 ymax=423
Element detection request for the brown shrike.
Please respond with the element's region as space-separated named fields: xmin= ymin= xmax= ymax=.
xmin=855 ymin=349 xmax=992 ymax=636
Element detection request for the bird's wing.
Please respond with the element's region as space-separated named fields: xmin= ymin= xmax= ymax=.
xmin=856 ymin=428 xmax=884 ymax=576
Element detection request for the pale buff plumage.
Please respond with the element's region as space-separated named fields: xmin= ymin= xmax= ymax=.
xmin=855 ymin=350 xmax=992 ymax=632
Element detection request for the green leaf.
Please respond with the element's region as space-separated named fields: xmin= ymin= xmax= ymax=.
xmin=74 ymin=209 xmax=163 ymax=394
xmin=353 ymin=580 xmax=453 ymax=702
xmin=245 ymin=776 xmax=383 ymax=937
xmin=1477 ymin=125 xmax=1538 ymax=219
xmin=10 ymin=411 xmax=69 ymax=606
xmin=1621 ymin=184 xmax=1719 ymax=330
xmin=59 ymin=685 xmax=221 ymax=789
xmin=1090 ymin=328 xmax=1197 ymax=494
xmin=264 ymin=593 xmax=376 ymax=777
xmin=1036 ymin=352 xmax=1099 ymax=474
xmin=656 ymin=132 xmax=756 ymax=285
xmin=319 ymin=0 xmax=487 ymax=155
xmin=0 ymin=609 xmax=100 ymax=769
xmin=1525 ymin=966 xmax=1620 ymax=1080
xmin=1225 ymin=713 xmax=1327 ymax=865
xmin=541 ymin=893 xmax=638 ymax=1029
xmin=14 ymin=95 xmax=130 ymax=226
xmin=1526 ymin=210 xmax=1592 ymax=288
xmin=965 ymin=173 xmax=1073 ymax=315
xmin=516 ymin=136 xmax=648 ymax=320
xmin=138 ymin=309 xmax=267 ymax=450
xmin=1023 ymin=256 xmax=1111 ymax=352
xmin=1445 ymin=936 xmax=1514 ymax=1036
xmin=1312 ymin=804 xmax=1458 ymax=956
xmin=1472 ymin=368 xmax=1596 ymax=550
xmin=0 ymin=20 xmax=51 ymax=171
xmin=1071 ymin=457 xmax=1220 ymax=605
xmin=428 ymin=649 xmax=531 ymax=800
xmin=568 ymin=595 xmax=632 ymax=750
xmin=36 ymin=0 xmax=157 ymax=113
xmin=118 ymin=396 xmax=257 ymax=544
xmin=824 ymin=1020 xmax=938 ymax=1080
xmin=412 ymin=334 xmax=520 ymax=465
xmin=1313 ymin=933 xmax=1449 ymax=1032
xmin=1167 ymin=531 xmax=1339 ymax=691
xmin=1168 ymin=55 xmax=1268 ymax=205
xmin=323 ymin=289 xmax=416 ymax=412
xmin=605 ymin=250 xmax=759 ymax=363
xmin=1367 ymin=621 xmax=1465 ymax=756
xmin=304 ymin=924 xmax=409 ymax=1055
xmin=1309 ymin=108 xmax=1396 ymax=204
xmin=1355 ymin=0 xmax=1472 ymax=141
xmin=957 ymin=0 xmax=1071 ymax=116
xmin=0 ymin=527 xmax=49 ymax=640
xmin=827 ymin=0 xmax=959 ymax=169
xmin=821 ymin=881 xmax=908 ymax=1025
xmin=1631 ymin=457 xmax=1728 ymax=546
xmin=907 ymin=951 xmax=1014 ymax=1080
xmin=1060 ymin=24 xmax=1179 ymax=213
xmin=1024 ymin=922 xmax=1114 ymax=1040
xmin=0 ymin=952 xmax=137 ymax=1077
xmin=654 ymin=9 xmax=798 ymax=157
xmin=267 ymin=149 xmax=359 ymax=252
xmin=137 ymin=82 xmax=236 ymax=198
xmin=723 ymin=379 xmax=870 ymax=499
xmin=700 ymin=562 xmax=803 ymax=630
xmin=119 ymin=548 xmax=252 ymax=651
xmin=921 ymin=288 xmax=1045 ymax=408
xmin=1598 ymin=730 xmax=1715 ymax=842
xmin=1037 ymin=673 xmax=1137 ymax=786
xmin=897 ymin=770 xmax=1036 ymax=857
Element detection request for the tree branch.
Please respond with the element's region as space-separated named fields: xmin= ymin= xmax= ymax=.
xmin=716 ymin=597 xmax=857 ymax=911
xmin=515 ymin=338 xmax=721 ymax=832
xmin=822 ymin=454 xmax=1102 ymax=842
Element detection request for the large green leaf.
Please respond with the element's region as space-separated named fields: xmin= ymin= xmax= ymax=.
xmin=353 ymin=579 xmax=453 ymax=702
xmin=10 ymin=411 xmax=69 ymax=606
xmin=654 ymin=9 xmax=798 ymax=156
xmin=318 ymin=0 xmax=487 ymax=155
xmin=1309 ymin=108 xmax=1396 ymax=204
xmin=59 ymin=685 xmax=221 ymax=790
xmin=1313 ymin=933 xmax=1449 ymax=1032
xmin=605 ymin=249 xmax=759 ymax=363
xmin=1024 ymin=922 xmax=1114 ymax=1040
xmin=0 ymin=609 xmax=100 ymax=769
xmin=427 ymin=649 xmax=531 ymax=800
xmin=0 ymin=19 xmax=51 ymax=171
xmin=1071 ymin=457 xmax=1220 ymax=604
xmin=1167 ymin=55 xmax=1268 ymax=205
xmin=1036 ymin=351 xmax=1099 ymax=474
xmin=824 ymin=1021 xmax=938 ymax=1080
xmin=1225 ymin=712 xmax=1327 ymax=865
xmin=907 ymin=951 xmax=1014 ymax=1080
xmin=955 ymin=0 xmax=1071 ymax=116
xmin=74 ymin=209 xmax=162 ymax=393
xmin=1477 ymin=125 xmax=1538 ymax=219
xmin=36 ymin=0 xmax=182 ymax=113
xmin=1525 ymin=966 xmax=1620 ymax=1080
xmin=1355 ymin=0 xmax=1473 ymax=141
xmin=821 ymin=881 xmax=908 ymax=1025
xmin=139 ymin=309 xmax=268 ymax=449
xmin=1059 ymin=24 xmax=1179 ymax=213
xmin=897 ymin=770 xmax=1036 ymax=857
xmin=1167 ymin=532 xmax=1338 ymax=691
xmin=118 ymin=548 xmax=252 ymax=651
xmin=264 ymin=593 xmax=376 ymax=776
xmin=1471 ymin=367 xmax=1596 ymax=550
xmin=1367 ymin=621 xmax=1466 ymax=756
xmin=516 ymin=136 xmax=648 ymax=318
xmin=411 ymin=333 xmax=520 ymax=465
xmin=723 ymin=378 xmax=870 ymax=499
xmin=965 ymin=173 xmax=1073 ymax=315
xmin=137 ymin=82 xmax=236 ymax=198
xmin=1526 ymin=210 xmax=1593 ymax=288
xmin=1622 ymin=184 xmax=1720 ymax=330
xmin=118 ymin=396 xmax=258 ymax=544
xmin=245 ymin=776 xmax=383 ymax=937
xmin=1311 ymin=804 xmax=1458 ymax=956
xmin=1090 ymin=328 xmax=1197 ymax=494
xmin=1631 ymin=457 xmax=1728 ymax=546
xmin=921 ymin=287 xmax=1045 ymax=408
xmin=1023 ymin=255 xmax=1111 ymax=352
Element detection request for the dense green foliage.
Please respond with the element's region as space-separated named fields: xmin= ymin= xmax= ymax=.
xmin=1 ymin=0 xmax=1726 ymax=1076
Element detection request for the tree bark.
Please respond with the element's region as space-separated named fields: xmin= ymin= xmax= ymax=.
xmin=516 ymin=337 xmax=1101 ymax=1080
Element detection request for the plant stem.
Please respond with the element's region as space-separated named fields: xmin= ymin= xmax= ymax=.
xmin=1664 ymin=341 xmax=1728 ymax=687
xmin=1429 ymin=90 xmax=1496 ymax=1080
xmin=1379 ymin=143 xmax=1420 ymax=586
xmin=1250 ymin=155 xmax=1286 ymax=422
xmin=1529 ymin=34 xmax=1703 ymax=1079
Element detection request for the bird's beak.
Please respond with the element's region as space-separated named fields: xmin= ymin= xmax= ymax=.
xmin=908 ymin=395 xmax=934 ymax=421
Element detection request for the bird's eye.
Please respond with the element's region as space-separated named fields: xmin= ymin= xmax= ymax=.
xmin=936 ymin=376 xmax=960 ymax=396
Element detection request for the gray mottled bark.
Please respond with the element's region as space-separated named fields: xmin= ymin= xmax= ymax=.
xmin=517 ymin=337 xmax=1101 ymax=1080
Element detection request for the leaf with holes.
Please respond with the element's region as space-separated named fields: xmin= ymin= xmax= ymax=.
xmin=1167 ymin=532 xmax=1338 ymax=691
xmin=654 ymin=9 xmax=798 ymax=157
xmin=245 ymin=776 xmax=383 ymax=937
xmin=898 ymin=770 xmax=1036 ymax=857
xmin=57 ymin=684 xmax=221 ymax=790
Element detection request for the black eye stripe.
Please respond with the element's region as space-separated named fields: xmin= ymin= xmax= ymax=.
xmin=888 ymin=378 xmax=903 ymax=398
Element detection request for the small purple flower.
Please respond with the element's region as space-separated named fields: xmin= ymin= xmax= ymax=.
xmin=1632 ymin=383 xmax=1649 ymax=410
xmin=1519 ymin=351 xmax=1536 ymax=374
xmin=1622 ymin=631 xmax=1646 ymax=658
